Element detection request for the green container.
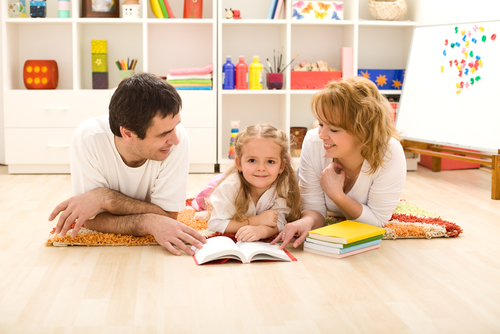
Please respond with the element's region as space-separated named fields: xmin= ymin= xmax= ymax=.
xmin=119 ymin=70 xmax=135 ymax=80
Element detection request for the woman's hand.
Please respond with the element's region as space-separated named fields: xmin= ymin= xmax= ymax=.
xmin=248 ymin=210 xmax=278 ymax=228
xmin=270 ymin=218 xmax=315 ymax=250
xmin=320 ymin=162 xmax=345 ymax=202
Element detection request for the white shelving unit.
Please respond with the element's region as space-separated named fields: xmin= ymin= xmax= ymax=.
xmin=218 ymin=0 xmax=421 ymax=171
xmin=1 ymin=0 xmax=217 ymax=173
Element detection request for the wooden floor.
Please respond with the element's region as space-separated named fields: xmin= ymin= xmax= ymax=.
xmin=0 ymin=165 xmax=499 ymax=334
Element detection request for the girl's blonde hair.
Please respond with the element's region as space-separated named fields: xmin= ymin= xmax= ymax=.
xmin=311 ymin=76 xmax=400 ymax=174
xmin=210 ymin=124 xmax=302 ymax=223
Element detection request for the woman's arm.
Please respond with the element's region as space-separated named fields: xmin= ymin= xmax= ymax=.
xmin=270 ymin=209 xmax=325 ymax=249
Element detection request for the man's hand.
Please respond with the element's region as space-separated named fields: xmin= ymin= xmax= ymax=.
xmin=147 ymin=216 xmax=207 ymax=256
xmin=248 ymin=210 xmax=278 ymax=228
xmin=48 ymin=188 xmax=107 ymax=237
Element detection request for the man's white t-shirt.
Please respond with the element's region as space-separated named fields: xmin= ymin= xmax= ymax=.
xmin=70 ymin=115 xmax=190 ymax=213
xmin=299 ymin=128 xmax=406 ymax=227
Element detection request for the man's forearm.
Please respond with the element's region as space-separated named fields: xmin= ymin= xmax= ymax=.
xmin=98 ymin=188 xmax=177 ymax=219
xmin=85 ymin=212 xmax=155 ymax=236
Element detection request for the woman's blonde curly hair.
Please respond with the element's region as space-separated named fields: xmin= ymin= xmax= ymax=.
xmin=311 ymin=76 xmax=400 ymax=174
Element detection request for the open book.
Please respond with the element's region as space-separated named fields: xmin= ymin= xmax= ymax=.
xmin=191 ymin=236 xmax=297 ymax=265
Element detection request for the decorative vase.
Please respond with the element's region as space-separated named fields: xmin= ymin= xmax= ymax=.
xmin=368 ymin=0 xmax=407 ymax=21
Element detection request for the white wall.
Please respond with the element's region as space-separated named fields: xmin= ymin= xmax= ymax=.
xmin=0 ymin=5 xmax=4 ymax=164
xmin=419 ymin=0 xmax=500 ymax=25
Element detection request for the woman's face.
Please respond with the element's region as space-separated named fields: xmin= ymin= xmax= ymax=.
xmin=317 ymin=122 xmax=361 ymax=160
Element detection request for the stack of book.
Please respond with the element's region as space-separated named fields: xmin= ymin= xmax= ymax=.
xmin=303 ymin=220 xmax=385 ymax=259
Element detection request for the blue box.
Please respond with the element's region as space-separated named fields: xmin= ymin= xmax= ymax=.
xmin=358 ymin=69 xmax=405 ymax=90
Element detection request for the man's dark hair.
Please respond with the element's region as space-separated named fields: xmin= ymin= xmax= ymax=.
xmin=109 ymin=72 xmax=182 ymax=139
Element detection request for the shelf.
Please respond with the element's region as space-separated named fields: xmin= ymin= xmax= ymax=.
xmin=291 ymin=20 xmax=356 ymax=26
xmin=5 ymin=18 xmax=73 ymax=24
xmin=221 ymin=90 xmax=287 ymax=95
xmin=222 ymin=19 xmax=287 ymax=25
xmin=146 ymin=18 xmax=215 ymax=25
xmin=380 ymin=90 xmax=402 ymax=95
xmin=358 ymin=20 xmax=418 ymax=27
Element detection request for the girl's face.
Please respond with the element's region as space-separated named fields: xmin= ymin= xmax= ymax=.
xmin=235 ymin=137 xmax=285 ymax=196
xmin=317 ymin=122 xmax=361 ymax=160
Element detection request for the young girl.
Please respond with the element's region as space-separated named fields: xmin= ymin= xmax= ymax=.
xmin=202 ymin=124 xmax=301 ymax=242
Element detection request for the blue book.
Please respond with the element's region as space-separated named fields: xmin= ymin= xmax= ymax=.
xmin=266 ymin=0 xmax=278 ymax=19
xmin=304 ymin=238 xmax=382 ymax=255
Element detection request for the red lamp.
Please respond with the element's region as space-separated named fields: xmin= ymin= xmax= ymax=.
xmin=23 ymin=60 xmax=59 ymax=89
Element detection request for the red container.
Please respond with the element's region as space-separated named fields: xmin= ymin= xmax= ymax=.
xmin=267 ymin=73 xmax=283 ymax=90
xmin=235 ymin=56 xmax=248 ymax=89
xmin=418 ymin=147 xmax=481 ymax=170
xmin=184 ymin=0 xmax=203 ymax=18
xmin=291 ymin=71 xmax=342 ymax=90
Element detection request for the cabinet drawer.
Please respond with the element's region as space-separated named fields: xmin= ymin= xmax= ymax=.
xmin=185 ymin=128 xmax=216 ymax=164
xmin=5 ymin=128 xmax=74 ymax=164
xmin=4 ymin=90 xmax=111 ymax=128
xmin=177 ymin=91 xmax=216 ymax=128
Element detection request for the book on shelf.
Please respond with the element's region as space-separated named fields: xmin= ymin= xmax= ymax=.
xmin=304 ymin=244 xmax=381 ymax=259
xmin=273 ymin=0 xmax=285 ymax=19
xmin=191 ymin=236 xmax=297 ymax=265
xmin=308 ymin=220 xmax=385 ymax=244
xmin=267 ymin=0 xmax=279 ymax=19
xmin=304 ymin=238 xmax=382 ymax=255
xmin=306 ymin=234 xmax=383 ymax=249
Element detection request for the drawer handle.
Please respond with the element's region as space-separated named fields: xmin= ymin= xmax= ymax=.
xmin=44 ymin=106 xmax=69 ymax=111
xmin=46 ymin=144 xmax=70 ymax=148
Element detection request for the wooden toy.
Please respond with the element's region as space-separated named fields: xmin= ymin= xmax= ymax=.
xmin=91 ymin=40 xmax=108 ymax=89
xmin=23 ymin=60 xmax=58 ymax=89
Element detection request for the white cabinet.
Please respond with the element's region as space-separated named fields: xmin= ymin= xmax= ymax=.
xmin=1 ymin=0 xmax=217 ymax=173
xmin=218 ymin=0 xmax=421 ymax=171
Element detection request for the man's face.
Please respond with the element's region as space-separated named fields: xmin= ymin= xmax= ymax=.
xmin=128 ymin=113 xmax=181 ymax=162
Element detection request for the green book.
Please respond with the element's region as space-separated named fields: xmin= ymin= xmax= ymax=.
xmin=158 ymin=0 xmax=169 ymax=18
xmin=306 ymin=234 xmax=383 ymax=249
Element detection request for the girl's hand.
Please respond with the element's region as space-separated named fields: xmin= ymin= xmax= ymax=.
xmin=236 ymin=225 xmax=266 ymax=242
xmin=320 ymin=162 xmax=345 ymax=201
xmin=248 ymin=210 xmax=278 ymax=227
xmin=270 ymin=218 xmax=315 ymax=250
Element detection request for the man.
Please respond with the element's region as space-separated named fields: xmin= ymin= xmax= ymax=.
xmin=48 ymin=72 xmax=206 ymax=255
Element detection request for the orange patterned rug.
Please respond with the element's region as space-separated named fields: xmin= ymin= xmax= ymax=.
xmin=46 ymin=199 xmax=462 ymax=247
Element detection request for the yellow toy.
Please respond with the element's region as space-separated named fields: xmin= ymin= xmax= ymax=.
xmin=150 ymin=0 xmax=164 ymax=18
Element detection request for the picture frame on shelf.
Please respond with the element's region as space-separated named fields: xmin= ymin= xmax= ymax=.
xmin=82 ymin=0 xmax=120 ymax=18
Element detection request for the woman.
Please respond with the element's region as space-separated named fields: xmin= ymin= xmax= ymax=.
xmin=272 ymin=76 xmax=406 ymax=249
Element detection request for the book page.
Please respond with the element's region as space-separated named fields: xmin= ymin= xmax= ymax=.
xmin=192 ymin=236 xmax=246 ymax=264
xmin=236 ymin=241 xmax=292 ymax=263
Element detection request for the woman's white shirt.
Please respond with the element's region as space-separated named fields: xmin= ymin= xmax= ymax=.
xmin=299 ymin=128 xmax=406 ymax=227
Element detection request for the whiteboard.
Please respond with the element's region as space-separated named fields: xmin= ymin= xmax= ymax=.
xmin=397 ymin=21 xmax=500 ymax=153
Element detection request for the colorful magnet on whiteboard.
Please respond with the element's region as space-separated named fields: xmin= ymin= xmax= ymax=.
xmin=461 ymin=59 xmax=466 ymax=64
xmin=492 ymin=34 xmax=497 ymax=41
xmin=461 ymin=47 xmax=466 ymax=53
xmin=445 ymin=39 xmax=448 ymax=45
xmin=456 ymin=83 xmax=461 ymax=88
xmin=482 ymin=35 xmax=487 ymax=42
xmin=449 ymin=60 xmax=453 ymax=67
xmin=460 ymin=82 xmax=464 ymax=89
xmin=443 ymin=50 xmax=446 ymax=56
xmin=479 ymin=26 xmax=484 ymax=32
xmin=462 ymin=34 xmax=466 ymax=42
xmin=441 ymin=66 xmax=444 ymax=72
xmin=473 ymin=25 xmax=478 ymax=32
xmin=475 ymin=76 xmax=481 ymax=81
xmin=457 ymin=65 xmax=461 ymax=70
xmin=475 ymin=56 xmax=481 ymax=60
xmin=456 ymin=42 xmax=461 ymax=47
xmin=468 ymin=62 xmax=473 ymax=68
xmin=454 ymin=59 xmax=458 ymax=65
xmin=464 ymin=52 xmax=467 ymax=58
xmin=468 ymin=31 xmax=471 ymax=37
xmin=465 ymin=82 xmax=470 ymax=88
xmin=472 ymin=38 xmax=477 ymax=43
xmin=465 ymin=41 xmax=469 ymax=47
xmin=458 ymin=70 xmax=462 ymax=77
xmin=464 ymin=68 xmax=469 ymax=75
xmin=455 ymin=27 xmax=458 ymax=33
xmin=470 ymin=78 xmax=474 ymax=85
xmin=461 ymin=30 xmax=465 ymax=35
xmin=451 ymin=43 xmax=455 ymax=48
xmin=469 ymin=51 xmax=473 ymax=57
xmin=471 ymin=68 xmax=476 ymax=73
xmin=478 ymin=60 xmax=483 ymax=67
xmin=456 ymin=90 xmax=461 ymax=94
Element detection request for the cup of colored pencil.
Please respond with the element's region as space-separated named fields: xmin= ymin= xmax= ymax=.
xmin=116 ymin=58 xmax=138 ymax=80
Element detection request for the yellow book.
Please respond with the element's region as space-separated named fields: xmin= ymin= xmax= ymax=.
xmin=308 ymin=220 xmax=385 ymax=244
